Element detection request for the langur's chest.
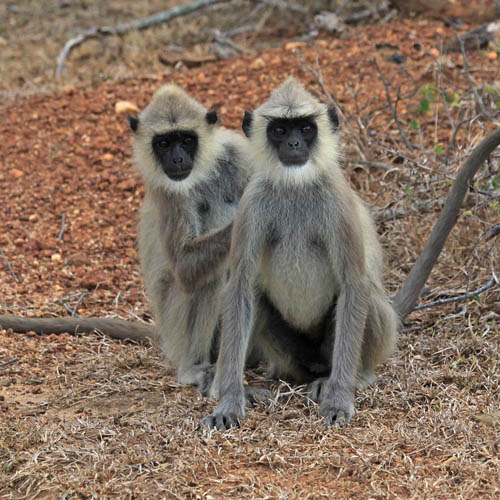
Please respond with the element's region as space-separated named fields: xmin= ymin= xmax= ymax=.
xmin=259 ymin=233 xmax=338 ymax=331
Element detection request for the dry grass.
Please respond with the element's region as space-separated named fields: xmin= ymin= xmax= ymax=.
xmin=1 ymin=318 xmax=499 ymax=499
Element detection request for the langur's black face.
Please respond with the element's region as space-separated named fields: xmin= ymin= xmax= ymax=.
xmin=152 ymin=131 xmax=198 ymax=181
xmin=267 ymin=117 xmax=318 ymax=167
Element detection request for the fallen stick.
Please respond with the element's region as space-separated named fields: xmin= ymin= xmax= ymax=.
xmin=56 ymin=0 xmax=226 ymax=77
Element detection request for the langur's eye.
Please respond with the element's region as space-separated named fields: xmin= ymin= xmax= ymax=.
xmin=159 ymin=138 xmax=169 ymax=148
xmin=183 ymin=137 xmax=193 ymax=145
xmin=274 ymin=126 xmax=285 ymax=136
xmin=302 ymin=125 xmax=313 ymax=135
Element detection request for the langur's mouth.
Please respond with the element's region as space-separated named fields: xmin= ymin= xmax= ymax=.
xmin=279 ymin=159 xmax=309 ymax=168
xmin=167 ymin=170 xmax=191 ymax=181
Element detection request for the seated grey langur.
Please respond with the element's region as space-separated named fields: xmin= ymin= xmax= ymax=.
xmin=130 ymin=84 xmax=254 ymax=391
xmin=202 ymin=77 xmax=500 ymax=430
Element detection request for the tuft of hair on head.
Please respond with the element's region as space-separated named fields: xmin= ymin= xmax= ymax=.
xmin=257 ymin=76 xmax=326 ymax=119
xmin=138 ymin=83 xmax=214 ymax=136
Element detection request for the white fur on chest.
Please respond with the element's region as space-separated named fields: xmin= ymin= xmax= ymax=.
xmin=258 ymin=242 xmax=337 ymax=332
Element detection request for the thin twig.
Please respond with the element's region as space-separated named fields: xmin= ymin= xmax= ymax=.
xmin=373 ymin=58 xmax=414 ymax=152
xmin=57 ymin=212 xmax=66 ymax=241
xmin=298 ymin=50 xmax=367 ymax=160
xmin=258 ymin=0 xmax=308 ymax=14
xmin=343 ymin=1 xmax=390 ymax=24
xmin=56 ymin=0 xmax=226 ymax=77
xmin=457 ymin=33 xmax=499 ymax=125
xmin=0 ymin=249 xmax=19 ymax=283
xmin=71 ymin=290 xmax=88 ymax=317
xmin=213 ymin=29 xmax=249 ymax=54
xmin=354 ymin=160 xmax=394 ymax=171
xmin=412 ymin=275 xmax=498 ymax=311
xmin=445 ymin=116 xmax=471 ymax=166
xmin=488 ymin=223 xmax=500 ymax=240
xmin=0 ymin=358 xmax=19 ymax=368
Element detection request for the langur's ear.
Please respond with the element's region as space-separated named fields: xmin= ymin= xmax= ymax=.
xmin=129 ymin=115 xmax=139 ymax=133
xmin=327 ymin=106 xmax=339 ymax=131
xmin=242 ymin=110 xmax=253 ymax=138
xmin=206 ymin=109 xmax=218 ymax=125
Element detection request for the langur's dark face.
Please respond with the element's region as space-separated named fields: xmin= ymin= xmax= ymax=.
xmin=267 ymin=117 xmax=318 ymax=167
xmin=152 ymin=131 xmax=198 ymax=181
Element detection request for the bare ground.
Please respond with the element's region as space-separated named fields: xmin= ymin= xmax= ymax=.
xmin=1 ymin=2 xmax=500 ymax=499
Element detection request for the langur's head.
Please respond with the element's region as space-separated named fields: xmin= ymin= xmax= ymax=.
xmin=130 ymin=84 xmax=220 ymax=192
xmin=242 ymin=77 xmax=341 ymax=184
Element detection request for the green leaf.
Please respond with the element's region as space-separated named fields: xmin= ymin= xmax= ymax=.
xmin=452 ymin=92 xmax=461 ymax=107
xmin=405 ymin=186 xmax=414 ymax=196
xmin=410 ymin=119 xmax=419 ymax=130
xmin=418 ymin=98 xmax=430 ymax=113
xmin=492 ymin=173 xmax=500 ymax=189
xmin=434 ymin=143 xmax=444 ymax=155
xmin=485 ymin=85 xmax=499 ymax=95
xmin=422 ymin=84 xmax=439 ymax=101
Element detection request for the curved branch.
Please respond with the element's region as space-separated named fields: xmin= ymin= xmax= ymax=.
xmin=55 ymin=0 xmax=226 ymax=78
xmin=393 ymin=128 xmax=500 ymax=319
xmin=0 ymin=315 xmax=154 ymax=343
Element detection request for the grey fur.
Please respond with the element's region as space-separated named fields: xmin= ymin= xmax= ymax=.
xmin=133 ymin=84 xmax=252 ymax=389
xmin=203 ymin=78 xmax=398 ymax=429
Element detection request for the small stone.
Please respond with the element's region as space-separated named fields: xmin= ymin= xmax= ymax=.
xmin=1 ymin=378 xmax=12 ymax=387
xmin=11 ymin=168 xmax=24 ymax=179
xmin=118 ymin=179 xmax=137 ymax=191
xmin=285 ymin=41 xmax=306 ymax=51
xmin=487 ymin=51 xmax=497 ymax=60
xmin=249 ymin=57 xmax=265 ymax=70
xmin=51 ymin=253 xmax=62 ymax=262
xmin=115 ymin=100 xmax=139 ymax=115
xmin=101 ymin=153 xmax=113 ymax=162
xmin=430 ymin=48 xmax=440 ymax=58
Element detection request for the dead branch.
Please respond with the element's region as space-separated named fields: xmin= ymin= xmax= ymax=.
xmin=0 ymin=249 xmax=19 ymax=283
xmin=57 ymin=213 xmax=66 ymax=240
xmin=0 ymin=314 xmax=154 ymax=343
xmin=258 ymin=0 xmax=308 ymax=14
xmin=374 ymin=198 xmax=445 ymax=223
xmin=444 ymin=116 xmax=471 ymax=166
xmin=393 ymin=128 xmax=500 ymax=319
xmin=444 ymin=25 xmax=494 ymax=53
xmin=55 ymin=0 xmax=226 ymax=78
xmin=488 ymin=223 xmax=500 ymax=240
xmin=0 ymin=358 xmax=19 ymax=368
xmin=373 ymin=58 xmax=414 ymax=152
xmin=213 ymin=29 xmax=250 ymax=59
xmin=412 ymin=275 xmax=498 ymax=311
xmin=353 ymin=160 xmax=394 ymax=171
xmin=343 ymin=1 xmax=391 ymax=24
xmin=456 ymin=33 xmax=500 ymax=126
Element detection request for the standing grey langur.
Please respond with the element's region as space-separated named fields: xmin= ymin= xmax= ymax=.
xmin=130 ymin=84 xmax=253 ymax=391
xmin=202 ymin=77 xmax=500 ymax=430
